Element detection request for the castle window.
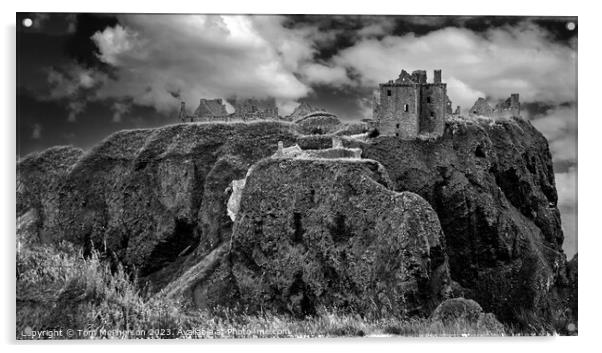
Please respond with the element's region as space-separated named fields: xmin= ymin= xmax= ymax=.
xmin=426 ymin=96 xmax=432 ymax=103
xmin=430 ymin=112 xmax=435 ymax=118
xmin=396 ymin=123 xmax=400 ymax=128
xmin=403 ymin=104 xmax=409 ymax=112
xmin=387 ymin=89 xmax=392 ymax=97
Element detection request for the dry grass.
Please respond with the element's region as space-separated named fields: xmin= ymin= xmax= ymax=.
xmin=17 ymin=241 xmax=510 ymax=340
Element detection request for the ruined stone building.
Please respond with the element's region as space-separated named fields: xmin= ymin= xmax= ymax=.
xmin=229 ymin=97 xmax=279 ymax=121
xmin=373 ymin=69 xmax=447 ymax=138
xmin=180 ymin=97 xmax=282 ymax=122
xmin=180 ymin=98 xmax=229 ymax=122
xmin=469 ymin=94 xmax=520 ymax=119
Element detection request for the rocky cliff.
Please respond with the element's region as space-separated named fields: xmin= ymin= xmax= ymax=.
xmin=16 ymin=117 xmax=576 ymax=330
xmin=346 ymin=116 xmax=573 ymax=328
xmin=200 ymin=158 xmax=450 ymax=317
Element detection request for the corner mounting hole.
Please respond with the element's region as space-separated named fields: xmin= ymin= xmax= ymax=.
xmin=22 ymin=18 xmax=33 ymax=28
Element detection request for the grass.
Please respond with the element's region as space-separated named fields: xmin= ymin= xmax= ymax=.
xmin=17 ymin=241 xmax=510 ymax=340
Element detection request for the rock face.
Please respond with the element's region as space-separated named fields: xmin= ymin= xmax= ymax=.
xmin=348 ymin=117 xmax=571 ymax=328
xmin=17 ymin=146 xmax=84 ymax=242
xmin=201 ymin=158 xmax=450 ymax=317
xmin=431 ymin=298 xmax=505 ymax=333
xmin=55 ymin=122 xmax=298 ymax=278
xmin=432 ymin=298 xmax=485 ymax=323
xmin=17 ymin=116 xmax=575 ymax=330
xmin=566 ymin=254 xmax=578 ymax=321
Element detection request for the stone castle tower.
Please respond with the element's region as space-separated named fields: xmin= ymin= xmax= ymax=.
xmin=374 ymin=69 xmax=447 ymax=138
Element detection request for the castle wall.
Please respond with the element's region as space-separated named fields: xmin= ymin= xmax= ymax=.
xmin=376 ymin=82 xmax=446 ymax=138
xmin=418 ymin=83 xmax=446 ymax=136
xmin=230 ymin=98 xmax=279 ymax=121
xmin=377 ymin=84 xmax=419 ymax=138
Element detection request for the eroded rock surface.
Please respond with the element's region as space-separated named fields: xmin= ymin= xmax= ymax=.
xmin=17 ymin=117 xmax=575 ymax=329
xmin=203 ymin=158 xmax=450 ymax=318
xmin=431 ymin=298 xmax=505 ymax=333
xmin=48 ymin=122 xmax=298 ymax=280
xmin=17 ymin=145 xmax=84 ymax=242
xmin=348 ymin=117 xmax=571 ymax=327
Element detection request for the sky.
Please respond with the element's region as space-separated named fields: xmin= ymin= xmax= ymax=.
xmin=15 ymin=13 xmax=577 ymax=257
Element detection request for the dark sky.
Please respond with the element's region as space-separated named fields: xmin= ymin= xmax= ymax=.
xmin=16 ymin=13 xmax=578 ymax=256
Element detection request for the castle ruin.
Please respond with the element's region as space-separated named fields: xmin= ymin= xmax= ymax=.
xmin=229 ymin=97 xmax=279 ymax=121
xmin=469 ymin=94 xmax=520 ymax=119
xmin=180 ymin=99 xmax=230 ymax=122
xmin=373 ymin=69 xmax=447 ymax=138
xmin=180 ymin=97 xmax=280 ymax=122
xmin=178 ymin=68 xmax=521 ymax=140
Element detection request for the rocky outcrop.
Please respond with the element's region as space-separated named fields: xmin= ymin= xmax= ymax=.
xmin=431 ymin=298 xmax=504 ymax=333
xmin=201 ymin=158 xmax=450 ymax=317
xmin=566 ymin=254 xmax=578 ymax=322
xmin=55 ymin=122 xmax=299 ymax=278
xmin=17 ymin=116 xmax=574 ymax=330
xmin=348 ymin=116 xmax=570 ymax=328
xmin=17 ymin=145 xmax=84 ymax=242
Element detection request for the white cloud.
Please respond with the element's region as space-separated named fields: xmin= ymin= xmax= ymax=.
xmin=45 ymin=63 xmax=109 ymax=122
xmin=356 ymin=18 xmax=396 ymax=38
xmin=89 ymin=15 xmax=317 ymax=114
xmin=445 ymin=77 xmax=487 ymax=112
xmin=43 ymin=16 xmax=577 ymax=126
xmin=300 ymin=63 xmax=352 ymax=86
xmin=46 ymin=63 xmax=105 ymax=100
xmin=91 ymin=25 xmax=144 ymax=66
xmin=331 ymin=23 xmax=577 ymax=106
xmin=555 ymin=167 xmax=578 ymax=257
xmin=556 ymin=167 xmax=577 ymax=211
xmin=532 ymin=104 xmax=577 ymax=165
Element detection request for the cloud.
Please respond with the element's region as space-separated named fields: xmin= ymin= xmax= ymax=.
xmin=556 ymin=167 xmax=577 ymax=211
xmin=111 ymin=101 xmax=131 ymax=123
xmin=38 ymin=16 xmax=577 ymax=127
xmin=46 ymin=63 xmax=104 ymax=99
xmin=89 ymin=15 xmax=317 ymax=114
xmin=45 ymin=62 xmax=109 ymax=122
xmin=330 ymin=22 xmax=577 ymax=108
xmin=91 ymin=25 xmax=143 ymax=66
xmin=67 ymin=101 xmax=86 ymax=123
xmin=531 ymin=104 xmax=577 ymax=166
xmin=31 ymin=123 xmax=42 ymax=139
xmin=356 ymin=18 xmax=397 ymax=38
xmin=357 ymin=96 xmax=374 ymax=120
xmin=300 ymin=63 xmax=352 ymax=86
xmin=445 ymin=77 xmax=487 ymax=112
xmin=555 ymin=167 xmax=578 ymax=257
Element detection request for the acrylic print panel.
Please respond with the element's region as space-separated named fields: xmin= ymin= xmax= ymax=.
xmin=16 ymin=13 xmax=577 ymax=339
